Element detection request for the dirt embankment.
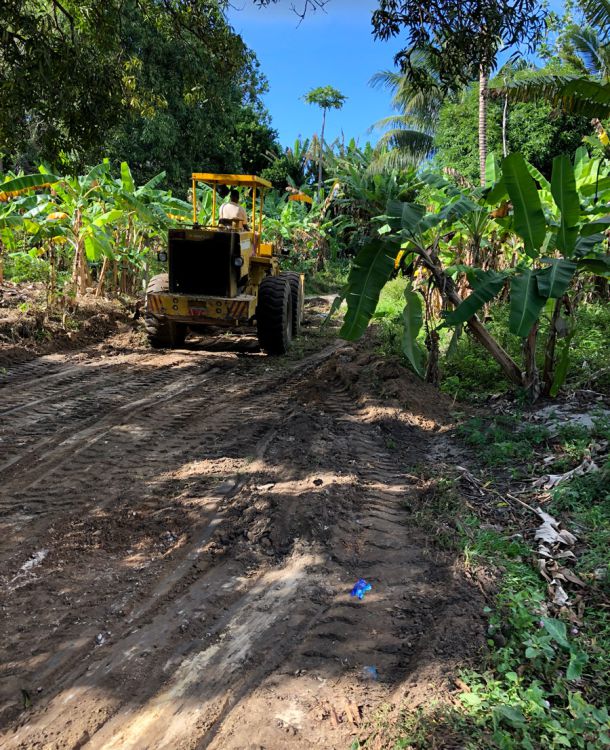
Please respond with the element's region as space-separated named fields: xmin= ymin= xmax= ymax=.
xmin=0 ymin=281 xmax=134 ymax=371
xmin=0 ymin=302 xmax=486 ymax=749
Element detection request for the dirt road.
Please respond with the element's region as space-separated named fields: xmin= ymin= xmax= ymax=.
xmin=0 ymin=310 xmax=484 ymax=749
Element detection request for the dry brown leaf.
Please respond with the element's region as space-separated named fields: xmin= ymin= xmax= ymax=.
xmin=552 ymin=582 xmax=570 ymax=606
xmin=558 ymin=568 xmax=587 ymax=587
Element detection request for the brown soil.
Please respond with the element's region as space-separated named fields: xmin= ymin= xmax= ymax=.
xmin=0 ymin=281 xmax=132 ymax=371
xmin=0 ymin=301 xmax=486 ymax=749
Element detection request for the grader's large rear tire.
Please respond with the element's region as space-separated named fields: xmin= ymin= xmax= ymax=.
xmin=145 ymin=274 xmax=187 ymax=349
xmin=280 ymin=271 xmax=304 ymax=337
xmin=256 ymin=276 xmax=293 ymax=355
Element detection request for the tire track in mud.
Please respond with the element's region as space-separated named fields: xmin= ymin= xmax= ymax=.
xmin=0 ymin=331 xmax=485 ymax=749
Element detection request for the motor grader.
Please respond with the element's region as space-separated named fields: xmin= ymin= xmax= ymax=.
xmin=145 ymin=173 xmax=304 ymax=354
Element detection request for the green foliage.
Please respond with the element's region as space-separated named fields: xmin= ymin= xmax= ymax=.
xmin=303 ymin=86 xmax=347 ymax=112
xmin=443 ymin=270 xmax=508 ymax=326
xmin=434 ymin=82 xmax=590 ymax=183
xmin=441 ymin=300 xmax=610 ymax=401
xmin=0 ymin=161 xmax=192 ymax=296
xmin=5 ymin=251 xmax=50 ymax=283
xmin=391 ymin=419 xmax=610 ymax=750
xmin=340 ymin=239 xmax=397 ymax=340
xmin=261 ymin=138 xmax=316 ymax=190
xmin=401 ymin=284 xmax=425 ymax=377
xmin=0 ymin=1 xmax=276 ymax=191
xmin=370 ymin=0 xmax=545 ymax=92
xmin=457 ymin=414 xmax=548 ymax=474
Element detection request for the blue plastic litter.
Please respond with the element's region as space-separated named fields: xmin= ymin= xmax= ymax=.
xmin=350 ymin=578 xmax=372 ymax=600
xmin=362 ymin=666 xmax=378 ymax=680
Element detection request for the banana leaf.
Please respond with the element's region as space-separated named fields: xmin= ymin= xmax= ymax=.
xmin=485 ymin=153 xmax=501 ymax=187
xmin=443 ymin=270 xmax=508 ymax=327
xmin=401 ymin=286 xmax=425 ymax=377
xmin=536 ymin=259 xmax=577 ymax=298
xmin=502 ymin=153 xmax=547 ymax=257
xmin=93 ymin=209 xmax=124 ymax=227
xmin=577 ymin=256 xmax=610 ymax=275
xmin=551 ymin=155 xmax=580 ymax=254
xmin=119 ymin=191 xmax=163 ymax=226
xmin=340 ymin=239 xmax=397 ymax=341
xmin=84 ymin=226 xmax=113 ymax=261
xmin=81 ymin=162 xmax=110 ymax=191
xmin=575 ymin=232 xmax=605 ymax=257
xmin=550 ymin=328 xmax=577 ymax=397
xmin=574 ymin=146 xmax=589 ymax=183
xmin=0 ymin=215 xmax=24 ymax=229
xmin=509 ymin=269 xmax=547 ymax=337
xmin=419 ymin=172 xmax=462 ymax=196
xmin=0 ymin=173 xmax=61 ymax=196
xmin=526 ymin=161 xmax=551 ymax=192
xmin=137 ymin=171 xmax=167 ymax=194
xmin=425 ymin=194 xmax=479 ymax=229
xmin=121 ymin=162 xmax=135 ymax=193
xmin=581 ymin=216 xmax=610 ymax=235
xmin=398 ymin=202 xmax=426 ymax=234
xmin=579 ymin=175 xmax=610 ymax=197
xmin=484 ymin=177 xmax=508 ymax=205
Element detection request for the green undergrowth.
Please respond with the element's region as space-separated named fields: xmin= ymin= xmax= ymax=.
xmin=441 ymin=302 xmax=610 ymax=402
xmin=280 ymin=257 xmax=350 ymax=296
xmin=366 ymin=414 xmax=610 ymax=749
xmin=372 ymin=284 xmax=610 ymax=402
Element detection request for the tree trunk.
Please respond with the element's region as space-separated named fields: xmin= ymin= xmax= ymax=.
xmin=523 ymin=322 xmax=540 ymax=401
xmin=542 ymin=297 xmax=562 ymax=395
xmin=418 ymin=246 xmax=524 ymax=387
xmin=502 ymin=93 xmax=509 ymax=158
xmin=96 ymin=256 xmax=110 ymax=297
xmin=479 ymin=65 xmax=489 ymax=186
xmin=317 ymin=108 xmax=326 ymax=199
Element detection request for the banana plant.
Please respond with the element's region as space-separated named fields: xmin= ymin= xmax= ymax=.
xmin=446 ymin=151 xmax=610 ymax=396
xmin=338 ymin=148 xmax=610 ymax=399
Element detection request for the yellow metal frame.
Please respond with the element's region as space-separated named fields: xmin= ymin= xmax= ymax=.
xmin=190 ymin=173 xmax=272 ymax=229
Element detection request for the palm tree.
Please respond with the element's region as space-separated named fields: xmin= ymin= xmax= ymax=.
xmin=303 ymin=86 xmax=347 ymax=198
xmin=497 ymin=2 xmax=610 ymax=118
xmin=368 ymin=50 xmax=443 ymax=172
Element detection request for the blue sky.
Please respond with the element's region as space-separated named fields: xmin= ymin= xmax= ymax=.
xmin=227 ymin=0 xmax=567 ymax=149
xmin=227 ymin=0 xmax=402 ymax=148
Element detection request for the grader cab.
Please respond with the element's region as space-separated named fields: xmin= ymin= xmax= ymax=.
xmin=145 ymin=173 xmax=304 ymax=354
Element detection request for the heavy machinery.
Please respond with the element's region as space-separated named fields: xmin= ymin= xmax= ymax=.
xmin=145 ymin=173 xmax=304 ymax=354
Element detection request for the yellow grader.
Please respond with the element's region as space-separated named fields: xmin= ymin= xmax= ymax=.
xmin=145 ymin=173 xmax=304 ymax=354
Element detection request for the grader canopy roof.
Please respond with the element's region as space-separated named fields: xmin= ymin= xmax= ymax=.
xmin=192 ymin=173 xmax=272 ymax=189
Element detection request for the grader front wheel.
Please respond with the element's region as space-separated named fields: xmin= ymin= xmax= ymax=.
xmin=256 ymin=276 xmax=293 ymax=355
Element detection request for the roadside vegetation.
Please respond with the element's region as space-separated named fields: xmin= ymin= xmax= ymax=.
xmin=363 ymin=414 xmax=610 ymax=750
xmin=1 ymin=0 xmax=609 ymax=748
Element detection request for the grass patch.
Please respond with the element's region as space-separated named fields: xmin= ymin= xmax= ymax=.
xmin=441 ymin=301 xmax=610 ymax=402
xmin=278 ymin=257 xmax=350 ymax=296
xmin=457 ymin=414 xmax=549 ymax=478
xmin=378 ymin=418 xmax=610 ymax=749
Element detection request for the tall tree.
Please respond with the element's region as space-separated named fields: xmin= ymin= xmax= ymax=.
xmin=303 ymin=85 xmax=347 ymax=197
xmin=370 ymin=0 xmax=547 ymax=184
xmin=434 ymin=72 xmax=590 ymax=184
xmin=498 ymin=1 xmax=610 ymax=118
xmin=368 ymin=50 xmax=442 ymax=170
xmin=0 ymin=0 xmax=277 ymax=189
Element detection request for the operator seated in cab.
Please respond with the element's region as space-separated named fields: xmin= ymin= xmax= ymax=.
xmin=219 ymin=189 xmax=249 ymax=230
